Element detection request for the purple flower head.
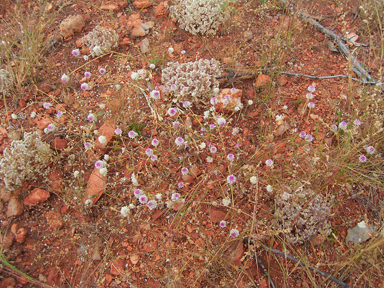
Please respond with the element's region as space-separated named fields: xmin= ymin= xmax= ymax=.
xmin=84 ymin=71 xmax=91 ymax=78
xmin=183 ymin=101 xmax=191 ymax=108
xmin=305 ymin=134 xmax=313 ymax=142
xmin=115 ymin=128 xmax=122 ymax=135
xmin=308 ymin=102 xmax=315 ymax=108
xmin=299 ymin=131 xmax=307 ymax=138
xmin=175 ymin=137 xmax=185 ymax=147
xmin=359 ymin=155 xmax=367 ymax=163
xmin=80 ymin=83 xmax=89 ymax=91
xmin=171 ymin=193 xmax=180 ymax=201
xmin=87 ymin=113 xmax=95 ymax=122
xmin=210 ymin=97 xmax=218 ymax=105
xmin=227 ymin=175 xmax=236 ymax=185
xmin=43 ymin=102 xmax=51 ymax=109
xmin=366 ymin=146 xmax=375 ymax=155
xmin=210 ymin=146 xmax=217 ymax=153
xmin=353 ymin=119 xmax=362 ymax=126
xmin=134 ymin=189 xmax=143 ymax=198
xmin=145 ymin=148 xmax=153 ymax=157
xmin=128 ymin=130 xmax=138 ymax=139
xmin=151 ymin=138 xmax=159 ymax=147
xmin=61 ymin=73 xmax=69 ymax=83
xmin=178 ymin=182 xmax=184 ymax=189
xmin=170 ymin=84 xmax=176 ymax=90
xmin=210 ymin=124 xmax=216 ymax=129
xmin=168 ymin=108 xmax=177 ymax=117
xmin=139 ymin=195 xmax=148 ymax=204
xmin=84 ymin=142 xmax=91 ymax=149
xmin=201 ymin=127 xmax=206 ymax=131
xmin=230 ymin=87 xmax=236 ymax=94
xmin=99 ymin=67 xmax=106 ymax=75
xmin=227 ymin=154 xmax=235 ymax=161
xmin=173 ymin=121 xmax=180 ymax=127
xmin=230 ymin=229 xmax=239 ymax=238
xmin=339 ymin=121 xmax=348 ymax=131
xmin=147 ymin=200 xmax=157 ymax=210
xmin=224 ymin=94 xmax=231 ymax=99
xmin=265 ymin=159 xmax=274 ymax=167
xmin=181 ymin=167 xmax=189 ymax=175
xmin=150 ymin=90 xmax=160 ymax=99
xmin=306 ymin=92 xmax=313 ymax=99
xmin=56 ymin=111 xmax=63 ymax=118
xmin=95 ymin=160 xmax=105 ymax=169
xmin=183 ymin=86 xmax=188 ymax=92
xmin=150 ymin=155 xmax=158 ymax=162
xmin=331 ymin=124 xmax=338 ymax=132
xmin=217 ymin=117 xmax=226 ymax=127
xmin=72 ymin=49 xmax=80 ymax=56
xmin=308 ymin=85 xmax=316 ymax=93
xmin=46 ymin=123 xmax=55 ymax=132
xmin=219 ymin=220 xmax=226 ymax=228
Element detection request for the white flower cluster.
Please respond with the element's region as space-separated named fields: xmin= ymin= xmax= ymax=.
xmin=170 ymin=0 xmax=226 ymax=35
xmin=0 ymin=69 xmax=13 ymax=94
xmin=82 ymin=26 xmax=119 ymax=57
xmin=161 ymin=59 xmax=222 ymax=101
xmin=0 ymin=132 xmax=52 ymax=190
xmin=275 ymin=188 xmax=332 ymax=244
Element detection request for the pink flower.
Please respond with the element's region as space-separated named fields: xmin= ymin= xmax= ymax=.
xmin=265 ymin=159 xmax=274 ymax=167
xmin=227 ymin=175 xmax=236 ymax=184
xmin=80 ymin=83 xmax=89 ymax=91
xmin=115 ymin=128 xmax=122 ymax=135
xmin=147 ymin=200 xmax=157 ymax=210
xmin=227 ymin=154 xmax=235 ymax=161
xmin=128 ymin=131 xmax=138 ymax=139
xmin=181 ymin=168 xmax=189 ymax=175
xmin=84 ymin=71 xmax=91 ymax=78
xmin=178 ymin=182 xmax=184 ymax=189
xmin=151 ymin=138 xmax=159 ymax=147
xmin=61 ymin=74 xmax=70 ymax=83
xmin=145 ymin=148 xmax=153 ymax=156
xmin=366 ymin=146 xmax=375 ymax=154
xmin=230 ymin=229 xmax=239 ymax=238
xmin=175 ymin=137 xmax=185 ymax=147
xmin=134 ymin=189 xmax=143 ymax=198
xmin=219 ymin=220 xmax=226 ymax=228
xmin=139 ymin=195 xmax=148 ymax=204
xmin=87 ymin=113 xmax=95 ymax=122
xmin=359 ymin=155 xmax=367 ymax=163
xmin=150 ymin=155 xmax=158 ymax=162
xmin=168 ymin=108 xmax=177 ymax=117
xmin=308 ymin=85 xmax=316 ymax=93
xmin=299 ymin=131 xmax=307 ymax=138
xmin=99 ymin=67 xmax=106 ymax=74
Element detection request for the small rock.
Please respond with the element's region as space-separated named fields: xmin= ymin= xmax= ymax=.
xmin=119 ymin=37 xmax=131 ymax=48
xmin=0 ymin=234 xmax=14 ymax=250
xmin=346 ymin=221 xmax=374 ymax=245
xmin=75 ymin=38 xmax=83 ymax=48
xmin=95 ymin=119 xmax=117 ymax=153
xmin=229 ymin=241 xmax=244 ymax=266
xmin=127 ymin=14 xmax=142 ymax=29
xmin=100 ymin=3 xmax=120 ymax=12
xmin=60 ymin=15 xmax=85 ymax=38
xmin=210 ymin=209 xmax=226 ymax=223
xmin=143 ymin=241 xmax=157 ymax=252
xmin=275 ymin=121 xmax=290 ymax=137
xmin=131 ymin=25 xmax=146 ymax=37
xmin=0 ymin=185 xmax=11 ymax=202
xmin=254 ymin=74 xmax=271 ymax=88
xmin=32 ymin=117 xmax=51 ymax=129
xmin=140 ymin=38 xmax=149 ymax=53
xmin=110 ymin=259 xmax=124 ymax=276
xmin=133 ymin=0 xmax=152 ymax=9
xmin=92 ymin=248 xmax=102 ymax=261
xmin=47 ymin=169 xmax=64 ymax=193
xmin=0 ymin=200 xmax=3 ymax=213
xmin=18 ymin=99 xmax=27 ymax=107
xmin=278 ymin=75 xmax=288 ymax=86
xmin=6 ymin=197 xmax=23 ymax=217
xmin=46 ymin=267 xmax=60 ymax=286
xmin=130 ymin=254 xmax=140 ymax=265
xmin=23 ymin=188 xmax=50 ymax=206
xmin=182 ymin=174 xmax=194 ymax=183
xmin=50 ymin=137 xmax=67 ymax=150
xmin=190 ymin=167 xmax=202 ymax=177
xmin=0 ymin=277 xmax=16 ymax=288
xmin=18 ymin=276 xmax=30 ymax=285
xmin=155 ymin=1 xmax=169 ymax=18
xmin=39 ymin=274 xmax=47 ymax=283
xmin=83 ymin=168 xmax=106 ymax=205
xmin=45 ymin=3 xmax=54 ymax=13
xmin=11 ymin=223 xmax=17 ymax=234
xmin=45 ymin=211 xmax=64 ymax=229
xmin=105 ymin=274 xmax=112 ymax=283
xmin=244 ymin=30 xmax=253 ymax=40
xmin=15 ymin=228 xmax=27 ymax=243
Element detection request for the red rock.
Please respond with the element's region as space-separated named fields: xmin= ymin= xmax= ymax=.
xmin=119 ymin=1 xmax=128 ymax=8
xmin=0 ymin=185 xmax=11 ymax=202
xmin=6 ymin=197 xmax=23 ymax=217
xmin=110 ymin=259 xmax=124 ymax=276
xmin=15 ymin=228 xmax=27 ymax=243
xmin=278 ymin=75 xmax=288 ymax=86
xmin=33 ymin=117 xmax=51 ymax=129
xmin=18 ymin=99 xmax=27 ymax=107
xmin=18 ymin=276 xmax=29 ymax=285
xmin=11 ymin=223 xmax=17 ymax=234
xmin=133 ymin=0 xmax=152 ymax=9
xmin=143 ymin=241 xmax=157 ymax=252
xmin=190 ymin=166 xmax=202 ymax=177
xmin=95 ymin=119 xmax=117 ymax=153
xmin=23 ymin=188 xmax=50 ymax=206
xmin=0 ymin=234 xmax=14 ymax=250
xmin=75 ymin=38 xmax=83 ymax=48
xmin=254 ymin=74 xmax=271 ymax=88
xmin=155 ymin=1 xmax=169 ymax=18
xmin=210 ymin=209 xmax=226 ymax=223
xmin=229 ymin=241 xmax=244 ymax=266
xmin=47 ymin=169 xmax=64 ymax=193
xmin=182 ymin=174 xmax=194 ymax=183
xmin=0 ymin=277 xmax=16 ymax=288
xmin=105 ymin=274 xmax=112 ymax=283
xmin=100 ymin=4 xmax=120 ymax=11
xmin=59 ymin=15 xmax=85 ymax=38
xmin=45 ymin=211 xmax=64 ymax=229
xmin=46 ymin=267 xmax=60 ymax=286
xmin=131 ymin=25 xmax=146 ymax=37
xmin=83 ymin=168 xmax=106 ymax=205
xmin=119 ymin=37 xmax=131 ymax=48
xmin=127 ymin=14 xmax=142 ymax=29
xmin=50 ymin=137 xmax=67 ymax=150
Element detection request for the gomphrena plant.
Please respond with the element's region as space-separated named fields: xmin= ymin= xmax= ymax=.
xmin=0 ymin=132 xmax=52 ymax=190
xmin=275 ymin=187 xmax=332 ymax=244
xmin=82 ymin=26 xmax=119 ymax=56
xmin=0 ymin=69 xmax=13 ymax=94
xmin=169 ymin=0 xmax=227 ymax=35
xmin=161 ymin=58 xmax=222 ymax=102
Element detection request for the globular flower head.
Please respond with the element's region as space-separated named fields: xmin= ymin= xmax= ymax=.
xmin=56 ymin=111 xmax=63 ymax=118
xmin=128 ymin=130 xmax=138 ymax=139
xmin=266 ymin=185 xmax=273 ymax=192
xmin=46 ymin=123 xmax=55 ymax=132
xmin=265 ymin=159 xmax=274 ymax=167
xmin=131 ymin=72 xmax=139 ymax=80
xmin=230 ymin=229 xmax=239 ymax=238
xmin=175 ymin=137 xmax=185 ymax=147
xmin=330 ymin=124 xmax=338 ymax=132
xmin=217 ymin=117 xmax=226 ymax=127
xmin=305 ymin=134 xmax=313 ymax=142
xmin=43 ymin=102 xmax=51 ymax=109
xmin=181 ymin=167 xmax=189 ymax=175
xmin=149 ymin=63 xmax=156 ymax=69
xmin=308 ymin=102 xmax=315 ymax=108
xmin=145 ymin=148 xmax=153 ymax=157
xmin=210 ymin=97 xmax=218 ymax=105
xmin=339 ymin=121 xmax=348 ymax=131
xmin=366 ymin=146 xmax=375 ymax=154
xmin=87 ymin=113 xmax=95 ymax=122
xmin=210 ymin=124 xmax=216 ymax=129
xmin=84 ymin=71 xmax=91 ymax=78
xmin=306 ymin=92 xmax=313 ymax=99
xmin=61 ymin=73 xmax=70 ymax=83
xmin=84 ymin=142 xmax=91 ymax=149
xmin=183 ymin=101 xmax=191 ymax=108
xmin=150 ymin=155 xmax=158 ymax=162
xmin=222 ymin=198 xmax=231 ymax=206
xmin=134 ymin=189 xmax=144 ymax=198
xmin=227 ymin=154 xmax=235 ymax=161
xmin=100 ymin=167 xmax=107 ymax=176
xmin=150 ymin=90 xmax=160 ymax=99
xmin=168 ymin=107 xmax=177 ymax=117
xmin=299 ymin=131 xmax=307 ymax=138
xmin=168 ymin=47 xmax=174 ymax=54
xmin=121 ymin=206 xmax=130 ymax=217
xmin=172 ymin=121 xmax=180 ymax=127
xmin=95 ymin=160 xmax=105 ymax=169
xmin=250 ymin=176 xmax=258 ymax=184
xmin=171 ymin=192 xmax=180 ymax=201
xmin=98 ymin=135 xmax=107 ymax=145
xmin=353 ymin=119 xmax=362 ymax=126
xmin=115 ymin=128 xmax=122 ymax=135
xmin=99 ymin=67 xmax=106 ymax=74
xmin=206 ymin=156 xmax=213 ymax=163
xmin=230 ymin=87 xmax=236 ymax=94
xmin=147 ymin=200 xmax=157 ymax=210
xmin=359 ymin=155 xmax=367 ymax=163
xmin=139 ymin=195 xmax=148 ymax=204
xmin=227 ymin=175 xmax=236 ymax=184
xmin=308 ymin=85 xmax=316 ymax=93
xmin=219 ymin=220 xmax=226 ymax=228
xmin=178 ymin=182 xmax=184 ymax=189
xmin=80 ymin=83 xmax=89 ymax=91
xmin=72 ymin=49 xmax=80 ymax=56
xmin=151 ymin=138 xmax=159 ymax=147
